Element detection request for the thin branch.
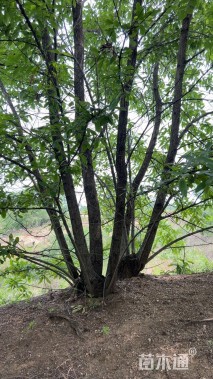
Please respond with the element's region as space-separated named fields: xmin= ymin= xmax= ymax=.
xmin=0 ymin=153 xmax=34 ymax=175
xmin=15 ymin=0 xmax=45 ymax=58
xmin=148 ymin=225 xmax=213 ymax=262
xmin=179 ymin=111 xmax=213 ymax=141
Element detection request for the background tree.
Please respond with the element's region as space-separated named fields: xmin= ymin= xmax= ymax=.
xmin=0 ymin=0 xmax=212 ymax=296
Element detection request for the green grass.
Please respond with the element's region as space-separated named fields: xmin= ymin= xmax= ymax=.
xmin=152 ymin=249 xmax=213 ymax=275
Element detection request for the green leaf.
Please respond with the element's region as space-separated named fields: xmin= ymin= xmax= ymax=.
xmin=195 ymin=181 xmax=207 ymax=193
xmin=1 ymin=209 xmax=7 ymax=219
xmin=94 ymin=114 xmax=112 ymax=131
xmin=179 ymin=178 xmax=188 ymax=197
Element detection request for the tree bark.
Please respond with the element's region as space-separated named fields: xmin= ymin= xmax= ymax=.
xmin=41 ymin=27 xmax=102 ymax=294
xmin=16 ymin=0 xmax=104 ymax=295
xmin=0 ymin=79 xmax=79 ymax=281
xmin=106 ymin=0 xmax=142 ymax=292
xmin=124 ymin=62 xmax=162 ymax=247
xmin=72 ymin=0 xmax=103 ymax=277
xmin=137 ymin=12 xmax=194 ymax=270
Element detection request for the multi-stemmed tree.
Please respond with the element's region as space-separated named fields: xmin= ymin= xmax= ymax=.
xmin=0 ymin=0 xmax=212 ymax=296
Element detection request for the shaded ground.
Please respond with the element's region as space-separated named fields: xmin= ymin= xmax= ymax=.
xmin=0 ymin=273 xmax=212 ymax=379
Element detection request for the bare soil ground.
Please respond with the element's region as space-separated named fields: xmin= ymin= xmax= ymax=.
xmin=0 ymin=273 xmax=212 ymax=379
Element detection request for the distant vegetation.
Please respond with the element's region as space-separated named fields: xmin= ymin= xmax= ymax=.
xmin=0 ymin=209 xmax=50 ymax=233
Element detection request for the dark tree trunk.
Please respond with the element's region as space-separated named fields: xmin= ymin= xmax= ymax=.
xmin=72 ymin=0 xmax=103 ymax=277
xmin=137 ymin=12 xmax=194 ymax=270
xmin=124 ymin=62 xmax=162 ymax=247
xmin=41 ymin=27 xmax=103 ymax=295
xmin=106 ymin=0 xmax=142 ymax=293
xmin=0 ymin=79 xmax=79 ymax=281
xmin=117 ymin=12 xmax=194 ymax=279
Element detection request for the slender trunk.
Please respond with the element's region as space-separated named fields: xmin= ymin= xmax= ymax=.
xmin=138 ymin=12 xmax=193 ymax=269
xmin=72 ymin=0 xmax=103 ymax=276
xmin=125 ymin=62 xmax=162 ymax=243
xmin=81 ymin=152 xmax=103 ymax=275
xmin=11 ymin=1 xmax=81 ymax=281
xmin=42 ymin=28 xmax=101 ymax=294
xmin=106 ymin=0 xmax=142 ymax=292
xmin=47 ymin=209 xmax=79 ymax=280
xmin=128 ymin=130 xmax=135 ymax=255
xmin=0 ymin=79 xmax=79 ymax=281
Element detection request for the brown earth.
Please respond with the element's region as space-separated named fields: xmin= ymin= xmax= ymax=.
xmin=0 ymin=273 xmax=212 ymax=379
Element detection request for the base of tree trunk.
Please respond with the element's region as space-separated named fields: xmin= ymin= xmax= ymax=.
xmin=117 ymin=255 xmax=140 ymax=279
xmin=75 ymin=274 xmax=105 ymax=297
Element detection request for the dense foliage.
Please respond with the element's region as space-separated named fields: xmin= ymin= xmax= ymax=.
xmin=0 ymin=0 xmax=212 ymax=296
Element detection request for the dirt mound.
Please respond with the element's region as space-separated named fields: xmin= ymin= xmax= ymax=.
xmin=0 ymin=273 xmax=212 ymax=379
